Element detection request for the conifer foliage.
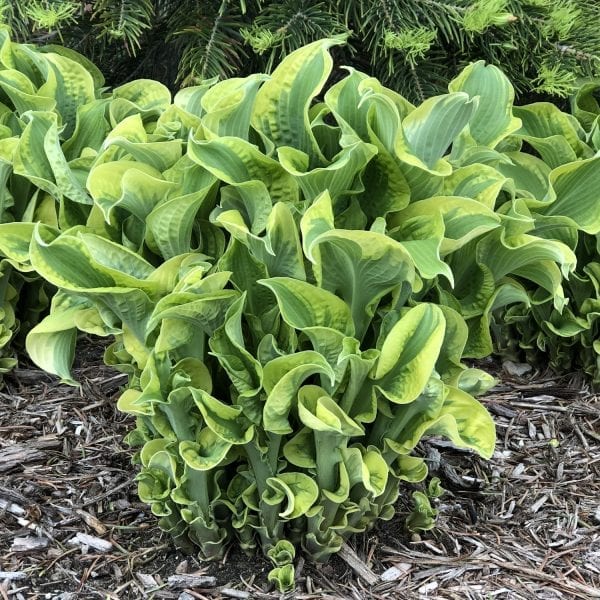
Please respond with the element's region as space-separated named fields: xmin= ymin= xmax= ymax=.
xmin=1 ymin=0 xmax=599 ymax=102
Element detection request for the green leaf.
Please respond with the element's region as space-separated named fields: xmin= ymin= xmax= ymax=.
xmin=149 ymin=290 xmax=239 ymax=337
xmin=87 ymin=160 xmax=175 ymax=225
xmin=146 ymin=184 xmax=216 ymax=260
xmin=180 ymin=429 xmax=232 ymax=471
xmin=201 ymin=74 xmax=269 ymax=139
xmin=43 ymin=51 xmax=97 ymax=136
xmin=283 ymin=428 xmax=316 ymax=468
xmin=542 ymin=157 xmax=600 ymax=234
xmin=262 ymin=353 xmax=336 ymax=434
xmin=278 ymin=141 xmax=376 ymax=203
xmin=263 ymin=202 xmax=306 ymax=280
xmin=373 ymin=304 xmax=446 ymax=404
xmin=24 ymin=293 xmax=83 ymax=385
xmin=267 ymin=564 xmax=295 ymax=593
xmin=209 ymin=294 xmax=263 ymax=396
xmin=425 ymin=385 xmax=496 ymax=459
xmin=297 ymin=386 xmax=363 ymax=436
xmin=251 ymin=37 xmax=346 ymax=166
xmin=188 ymin=135 xmax=297 ymax=205
xmin=342 ymin=445 xmax=388 ymax=496
xmin=0 ymin=223 xmax=36 ymax=269
xmin=264 ymin=472 xmax=319 ymax=519
xmin=308 ymin=228 xmax=415 ymax=339
xmin=449 ymin=61 xmax=521 ymax=150
xmin=390 ymin=196 xmax=501 ymax=255
xmin=191 ymin=388 xmax=254 ymax=444
xmin=259 ymin=277 xmax=354 ymax=336
xmin=397 ymin=93 xmax=477 ymax=174
xmin=406 ymin=491 xmax=437 ymax=532
xmin=110 ymin=79 xmax=171 ymax=125
xmin=14 ymin=111 xmax=90 ymax=204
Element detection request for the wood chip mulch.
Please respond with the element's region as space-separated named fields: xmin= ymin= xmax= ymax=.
xmin=0 ymin=343 xmax=599 ymax=600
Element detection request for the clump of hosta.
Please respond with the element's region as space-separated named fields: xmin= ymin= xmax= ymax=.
xmin=0 ymin=28 xmax=107 ymax=381
xmin=6 ymin=36 xmax=600 ymax=590
xmin=492 ymin=80 xmax=600 ymax=383
xmin=19 ymin=195 xmax=496 ymax=591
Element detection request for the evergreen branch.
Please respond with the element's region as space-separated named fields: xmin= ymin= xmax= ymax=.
xmin=202 ymin=0 xmax=227 ymax=80
xmin=555 ymin=44 xmax=600 ymax=64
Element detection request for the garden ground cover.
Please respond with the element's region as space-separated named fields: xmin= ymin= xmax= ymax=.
xmin=0 ymin=339 xmax=598 ymax=600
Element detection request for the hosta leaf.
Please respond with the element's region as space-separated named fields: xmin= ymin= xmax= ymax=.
xmin=542 ymin=157 xmax=600 ymax=234
xmin=201 ymin=74 xmax=268 ymax=139
xmin=251 ymin=37 xmax=345 ymax=165
xmin=390 ymin=196 xmax=501 ymax=255
xmin=496 ymin=152 xmax=550 ymax=200
xmin=325 ymin=67 xmax=414 ymax=146
xmin=277 ymin=141 xmax=376 ymax=203
xmin=308 ymin=228 xmax=415 ymax=339
xmin=297 ymin=386 xmax=363 ymax=436
xmin=449 ymin=61 xmax=521 ymax=150
xmin=174 ymin=77 xmax=218 ymax=117
xmin=102 ymin=132 xmax=182 ymax=173
xmin=397 ymin=93 xmax=477 ymax=174
xmin=41 ymin=44 xmax=105 ymax=89
xmin=62 ymin=98 xmax=111 ymax=160
xmin=394 ymin=454 xmax=428 ymax=482
xmin=262 ymin=202 xmax=306 ymax=280
xmin=326 ymin=73 xmax=413 ymax=215
xmin=110 ymin=79 xmax=171 ymax=125
xmin=188 ymin=135 xmax=297 ymax=205
xmin=388 ymin=208 xmax=453 ymax=284
xmin=215 ymin=180 xmax=272 ymax=238
xmin=14 ymin=111 xmax=90 ymax=204
xmin=435 ymin=305 xmax=469 ymax=377
xmin=264 ymin=472 xmax=319 ymax=519
xmin=180 ymin=430 xmax=232 ymax=471
xmin=219 ymin=240 xmax=275 ymax=325
xmin=268 ymin=565 xmax=295 ymax=593
xmin=0 ymin=69 xmax=55 ymax=114
xmin=477 ymin=230 xmax=576 ymax=284
xmin=572 ymin=79 xmax=600 ymax=130
xmin=191 ymin=388 xmax=254 ymax=444
xmin=29 ymin=227 xmax=155 ymax=342
xmin=424 ymin=386 xmax=496 ymax=459
xmin=259 ymin=277 xmax=354 ymax=336
xmin=43 ymin=52 xmax=96 ymax=136
xmin=87 ymin=160 xmax=175 ymax=224
xmin=373 ymin=304 xmax=446 ymax=404
xmin=149 ymin=290 xmax=238 ymax=336
xmin=342 ymin=445 xmax=388 ymax=496
xmin=283 ymin=428 xmax=316 ymax=468
xmin=209 ymin=294 xmax=263 ymax=396
xmin=25 ymin=299 xmax=78 ymax=385
xmin=300 ymin=190 xmax=335 ymax=262
xmin=514 ymin=103 xmax=584 ymax=152
xmin=443 ymin=164 xmax=509 ymax=210
xmin=29 ymin=225 xmax=114 ymax=289
xmin=263 ymin=352 xmax=336 ymax=434
xmin=118 ymin=387 xmax=156 ymax=416
xmin=379 ymin=377 xmax=446 ymax=453
xmin=0 ymin=222 xmax=36 ymax=269
xmin=146 ymin=185 xmax=215 ymax=259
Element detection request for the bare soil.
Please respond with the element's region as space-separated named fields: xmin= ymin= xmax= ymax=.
xmin=1 ymin=341 xmax=599 ymax=599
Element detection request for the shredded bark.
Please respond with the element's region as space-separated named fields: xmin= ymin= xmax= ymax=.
xmin=0 ymin=344 xmax=598 ymax=599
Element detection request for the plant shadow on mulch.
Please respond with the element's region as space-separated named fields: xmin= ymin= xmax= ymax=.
xmin=0 ymin=339 xmax=599 ymax=599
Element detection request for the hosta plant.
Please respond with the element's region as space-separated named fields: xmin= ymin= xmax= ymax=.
xmin=494 ymin=81 xmax=600 ymax=383
xmin=0 ymin=28 xmax=185 ymax=381
xmin=5 ymin=37 xmax=599 ymax=588
xmin=0 ymin=27 xmax=107 ymax=380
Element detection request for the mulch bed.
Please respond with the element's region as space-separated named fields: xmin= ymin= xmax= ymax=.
xmin=0 ymin=341 xmax=599 ymax=599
